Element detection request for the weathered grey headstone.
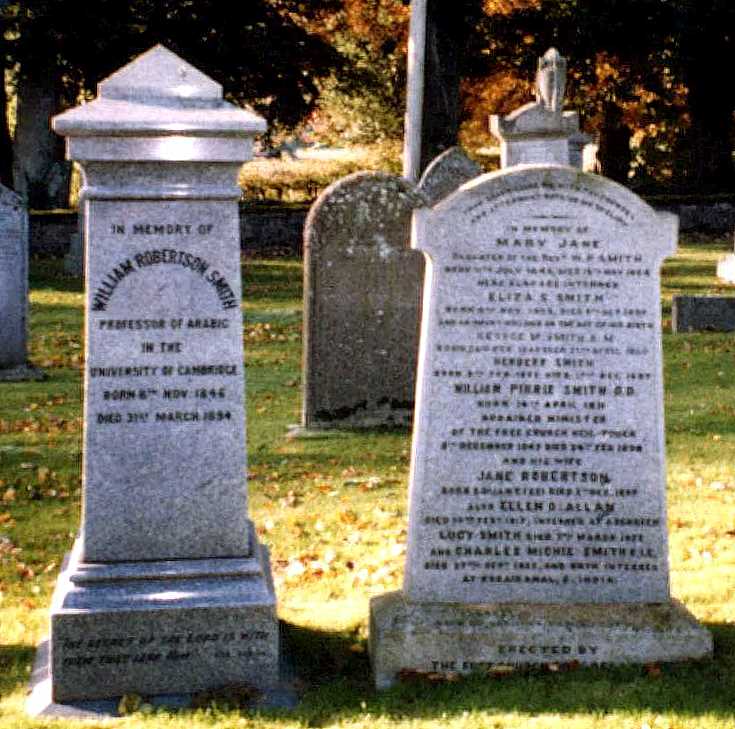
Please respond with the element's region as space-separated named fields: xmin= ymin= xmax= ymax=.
xmin=300 ymin=150 xmax=481 ymax=432
xmin=417 ymin=147 xmax=482 ymax=207
xmin=302 ymin=172 xmax=422 ymax=430
xmin=34 ymin=46 xmax=278 ymax=707
xmin=672 ymin=296 xmax=735 ymax=332
xmin=369 ymin=164 xmax=712 ymax=688
xmin=0 ymin=185 xmax=43 ymax=381
xmin=490 ymin=48 xmax=584 ymax=169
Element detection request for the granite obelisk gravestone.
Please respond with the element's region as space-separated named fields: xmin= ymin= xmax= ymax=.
xmin=370 ymin=56 xmax=711 ymax=689
xmin=0 ymin=184 xmax=43 ymax=381
xmin=40 ymin=46 xmax=278 ymax=704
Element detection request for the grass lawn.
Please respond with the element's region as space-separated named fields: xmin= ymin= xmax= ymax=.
xmin=0 ymin=234 xmax=734 ymax=728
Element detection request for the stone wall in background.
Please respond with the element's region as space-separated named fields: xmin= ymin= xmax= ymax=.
xmin=26 ymin=198 xmax=735 ymax=261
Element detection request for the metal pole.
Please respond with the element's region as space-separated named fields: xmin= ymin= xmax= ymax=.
xmin=402 ymin=0 xmax=427 ymax=183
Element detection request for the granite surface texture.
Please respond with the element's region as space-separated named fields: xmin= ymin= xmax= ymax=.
xmin=672 ymin=295 xmax=735 ymax=333
xmin=43 ymin=45 xmax=278 ymax=704
xmin=403 ymin=165 xmax=676 ymax=604
xmin=370 ymin=591 xmax=713 ymax=689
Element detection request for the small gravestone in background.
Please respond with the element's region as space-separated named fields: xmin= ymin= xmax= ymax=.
xmin=672 ymin=296 xmax=735 ymax=332
xmin=63 ymin=213 xmax=84 ymax=277
xmin=30 ymin=46 xmax=278 ymax=710
xmin=418 ymin=147 xmax=482 ymax=206
xmin=716 ymin=237 xmax=735 ymax=284
xmin=0 ymin=184 xmax=44 ymax=381
xmin=300 ymin=149 xmax=480 ymax=432
xmin=369 ymin=151 xmax=711 ymax=687
xmin=491 ymin=48 xmax=586 ymax=169
xmin=568 ymin=128 xmax=594 ymax=170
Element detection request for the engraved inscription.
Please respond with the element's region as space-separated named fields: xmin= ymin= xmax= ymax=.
xmin=407 ymin=172 xmax=673 ymax=603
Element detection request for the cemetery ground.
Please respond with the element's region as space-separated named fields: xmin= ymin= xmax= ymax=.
xmin=0 ymin=236 xmax=734 ymax=729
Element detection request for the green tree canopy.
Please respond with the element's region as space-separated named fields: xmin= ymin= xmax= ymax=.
xmin=6 ymin=0 xmax=348 ymax=206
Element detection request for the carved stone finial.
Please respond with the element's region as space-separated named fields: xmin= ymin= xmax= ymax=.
xmin=536 ymin=47 xmax=566 ymax=114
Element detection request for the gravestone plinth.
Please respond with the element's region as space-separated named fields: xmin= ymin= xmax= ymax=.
xmin=0 ymin=185 xmax=44 ymax=381
xmin=38 ymin=45 xmax=278 ymax=705
xmin=369 ymin=165 xmax=711 ymax=688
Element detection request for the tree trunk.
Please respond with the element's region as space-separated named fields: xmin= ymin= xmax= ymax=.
xmin=680 ymin=61 xmax=735 ymax=191
xmin=597 ymin=101 xmax=632 ymax=185
xmin=13 ymin=56 xmax=70 ymax=209
xmin=418 ymin=0 xmax=463 ymax=175
xmin=0 ymin=37 xmax=14 ymax=190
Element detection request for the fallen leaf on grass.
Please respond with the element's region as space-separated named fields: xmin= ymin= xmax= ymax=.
xmin=16 ymin=563 xmax=35 ymax=579
xmin=118 ymin=694 xmax=143 ymax=715
xmin=191 ymin=683 xmax=261 ymax=710
xmin=279 ymin=490 xmax=300 ymax=508
xmin=0 ymin=537 xmax=17 ymax=554
xmin=339 ymin=509 xmax=358 ymax=524
xmin=487 ymin=664 xmax=516 ymax=677
xmin=397 ymin=669 xmax=460 ymax=684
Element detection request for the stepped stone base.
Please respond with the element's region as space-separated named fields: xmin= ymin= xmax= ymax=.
xmin=45 ymin=532 xmax=278 ymax=702
xmin=369 ymin=591 xmax=712 ymax=689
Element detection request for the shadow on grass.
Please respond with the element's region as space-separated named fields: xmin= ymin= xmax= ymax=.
xmin=282 ymin=621 xmax=735 ymax=725
xmin=29 ymin=266 xmax=84 ymax=295
xmin=0 ymin=644 xmax=36 ymax=695
xmin=3 ymin=624 xmax=732 ymax=722
xmin=29 ymin=303 xmax=84 ymax=318
xmin=242 ymin=260 xmax=302 ymax=306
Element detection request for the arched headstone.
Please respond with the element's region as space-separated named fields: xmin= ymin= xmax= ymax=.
xmin=0 ymin=184 xmax=44 ymax=382
xmin=300 ymin=149 xmax=482 ymax=431
xmin=370 ymin=164 xmax=712 ymax=688
xmin=302 ymin=172 xmax=423 ymax=429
